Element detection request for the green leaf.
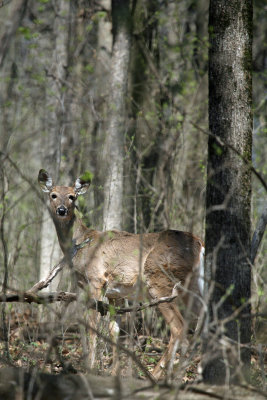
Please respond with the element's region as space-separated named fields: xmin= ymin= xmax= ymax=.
xmin=80 ymin=171 xmax=93 ymax=183
xmin=109 ymin=304 xmax=116 ymax=317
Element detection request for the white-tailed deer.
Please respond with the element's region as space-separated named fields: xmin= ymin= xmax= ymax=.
xmin=38 ymin=169 xmax=204 ymax=380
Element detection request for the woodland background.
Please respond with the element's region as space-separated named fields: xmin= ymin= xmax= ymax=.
xmin=0 ymin=0 xmax=266 ymax=395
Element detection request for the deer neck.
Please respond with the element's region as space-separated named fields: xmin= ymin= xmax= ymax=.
xmin=52 ymin=214 xmax=74 ymax=256
xmin=53 ymin=209 xmax=90 ymax=258
xmin=72 ymin=209 xmax=89 ymax=242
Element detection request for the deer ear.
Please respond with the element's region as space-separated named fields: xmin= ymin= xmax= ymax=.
xmin=74 ymin=174 xmax=91 ymax=196
xmin=38 ymin=169 xmax=53 ymax=193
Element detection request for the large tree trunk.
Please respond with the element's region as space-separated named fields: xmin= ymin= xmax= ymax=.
xmin=39 ymin=0 xmax=70 ymax=291
xmin=203 ymin=0 xmax=253 ymax=384
xmin=102 ymin=0 xmax=131 ymax=230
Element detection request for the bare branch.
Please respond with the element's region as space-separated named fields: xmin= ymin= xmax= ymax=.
xmin=0 ymin=152 xmax=46 ymax=205
xmin=28 ymin=259 xmax=65 ymax=293
xmin=191 ymin=122 xmax=267 ymax=192
xmin=0 ymin=291 xmax=77 ymax=304
xmin=116 ymin=293 xmax=178 ymax=314
xmin=0 ymin=283 xmax=190 ymax=317
xmin=116 ymin=281 xmax=206 ymax=315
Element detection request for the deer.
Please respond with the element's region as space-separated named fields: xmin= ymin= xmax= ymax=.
xmin=38 ymin=169 xmax=204 ymax=380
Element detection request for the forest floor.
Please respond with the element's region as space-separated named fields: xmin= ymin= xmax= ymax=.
xmin=0 ymin=322 xmax=266 ymax=399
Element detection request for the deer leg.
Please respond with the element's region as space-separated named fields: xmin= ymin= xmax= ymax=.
xmin=108 ymin=298 xmax=124 ymax=375
xmin=152 ymin=302 xmax=187 ymax=380
xmin=86 ymin=308 xmax=100 ymax=369
xmin=82 ymin=287 xmax=102 ymax=370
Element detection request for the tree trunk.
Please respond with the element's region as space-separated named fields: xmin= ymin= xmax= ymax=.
xmin=203 ymin=0 xmax=253 ymax=384
xmin=39 ymin=0 xmax=70 ymax=291
xmin=102 ymin=0 xmax=131 ymax=230
xmin=92 ymin=0 xmax=112 ymax=228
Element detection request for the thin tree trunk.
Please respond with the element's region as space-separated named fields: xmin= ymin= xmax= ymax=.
xmin=39 ymin=0 xmax=70 ymax=291
xmin=102 ymin=0 xmax=131 ymax=230
xmin=93 ymin=0 xmax=112 ymax=228
xmin=203 ymin=0 xmax=253 ymax=384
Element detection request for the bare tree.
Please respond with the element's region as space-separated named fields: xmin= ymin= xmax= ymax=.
xmin=203 ymin=0 xmax=253 ymax=384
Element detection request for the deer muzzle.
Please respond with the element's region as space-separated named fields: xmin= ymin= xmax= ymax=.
xmin=56 ymin=206 xmax=68 ymax=216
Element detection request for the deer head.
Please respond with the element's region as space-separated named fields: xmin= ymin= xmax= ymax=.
xmin=38 ymin=169 xmax=92 ymax=256
xmin=38 ymin=169 xmax=91 ymax=221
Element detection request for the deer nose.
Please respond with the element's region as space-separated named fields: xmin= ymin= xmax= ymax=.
xmin=57 ymin=206 xmax=68 ymax=216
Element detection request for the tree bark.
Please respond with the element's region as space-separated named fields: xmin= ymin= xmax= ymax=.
xmin=203 ymin=0 xmax=253 ymax=384
xmin=102 ymin=0 xmax=131 ymax=230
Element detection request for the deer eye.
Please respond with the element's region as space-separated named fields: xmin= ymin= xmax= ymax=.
xmin=69 ymin=195 xmax=75 ymax=201
xmin=51 ymin=193 xmax=57 ymax=199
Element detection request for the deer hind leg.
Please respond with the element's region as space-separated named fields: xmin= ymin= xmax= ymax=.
xmin=109 ymin=317 xmax=120 ymax=375
xmin=87 ymin=309 xmax=100 ymax=369
xmin=80 ymin=286 xmax=102 ymax=371
xmin=152 ymin=301 xmax=187 ymax=380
